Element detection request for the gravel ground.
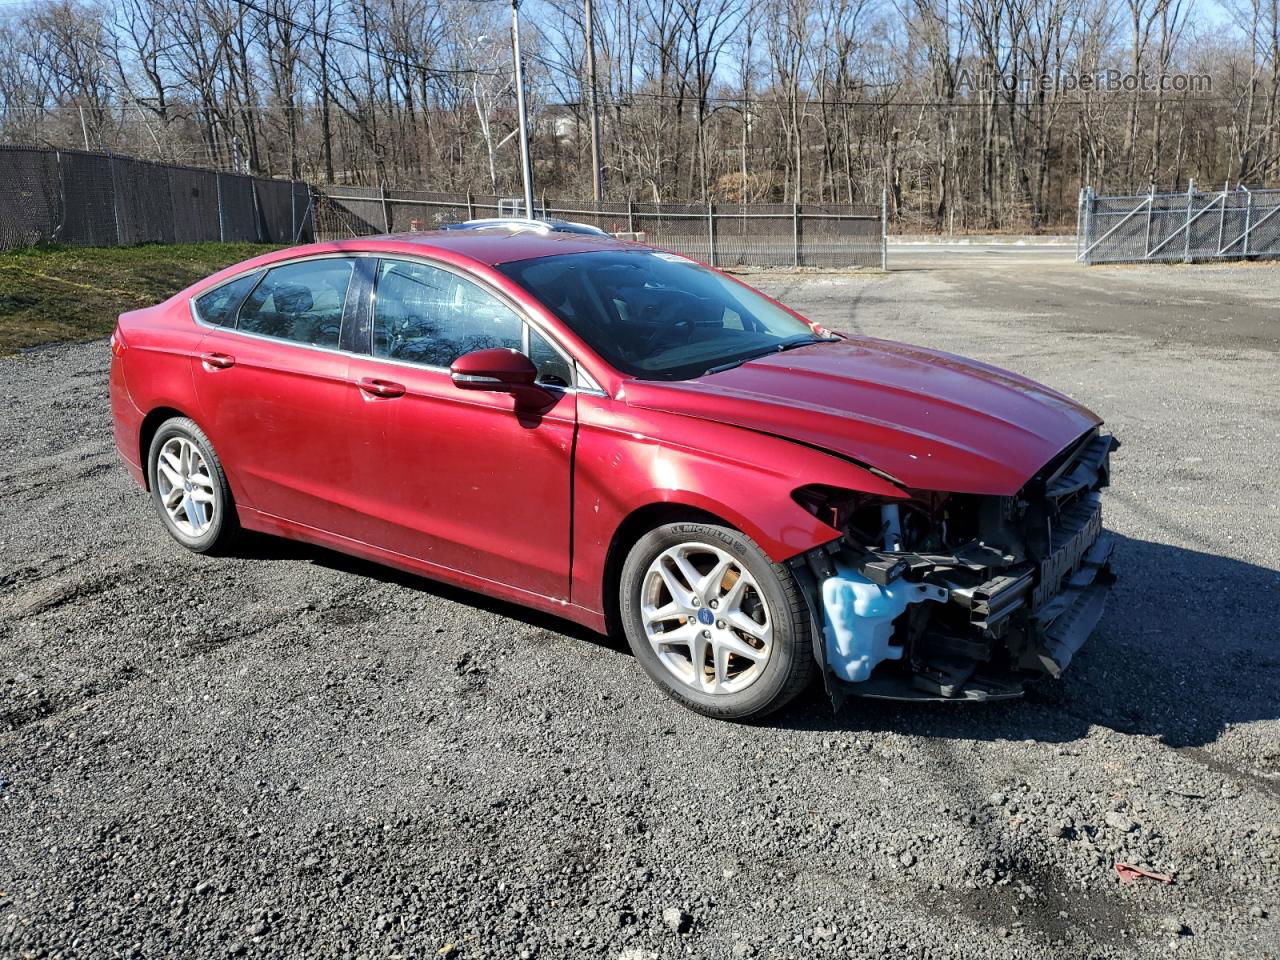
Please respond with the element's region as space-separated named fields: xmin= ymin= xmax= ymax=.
xmin=1 ymin=254 xmax=1278 ymax=959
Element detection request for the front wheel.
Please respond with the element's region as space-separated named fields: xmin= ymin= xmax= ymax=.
xmin=618 ymin=522 xmax=816 ymax=720
xmin=146 ymin=417 xmax=236 ymax=554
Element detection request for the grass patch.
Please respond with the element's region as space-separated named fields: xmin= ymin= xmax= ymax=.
xmin=0 ymin=243 xmax=282 ymax=354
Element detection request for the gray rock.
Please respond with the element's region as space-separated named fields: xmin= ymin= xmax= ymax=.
xmin=661 ymin=907 xmax=691 ymax=934
xmin=1105 ymin=811 xmax=1137 ymax=833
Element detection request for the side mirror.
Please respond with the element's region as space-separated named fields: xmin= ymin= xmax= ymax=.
xmin=450 ymin=347 xmax=539 ymax=392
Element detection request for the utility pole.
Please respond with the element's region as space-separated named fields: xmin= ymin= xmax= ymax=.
xmin=511 ymin=0 xmax=536 ymax=218
xmin=584 ymin=0 xmax=603 ymax=203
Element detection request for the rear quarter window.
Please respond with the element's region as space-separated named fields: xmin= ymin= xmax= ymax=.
xmin=193 ymin=272 xmax=261 ymax=327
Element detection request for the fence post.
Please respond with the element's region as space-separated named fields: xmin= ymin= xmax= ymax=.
xmin=1217 ymin=181 xmax=1228 ymax=256
xmin=1182 ymin=178 xmax=1195 ymax=262
xmin=881 ymin=189 xmax=888 ymax=270
xmin=707 ymin=202 xmax=717 ymax=267
xmin=380 ymin=181 xmax=392 ymax=233
xmin=108 ymin=153 xmax=122 ymax=245
xmin=215 ymin=170 xmax=225 ymax=243
xmin=53 ymin=149 xmax=66 ymax=243
xmin=1243 ymin=187 xmax=1253 ymax=257
xmin=251 ymin=178 xmax=264 ymax=243
xmin=1152 ymin=183 xmax=1162 ymax=259
xmin=1079 ymin=186 xmax=1093 ymax=263
xmin=291 ymin=181 xmax=297 ymax=244
xmin=627 ymin=197 xmax=636 ymax=233
xmin=1074 ymin=187 xmax=1083 ymax=260
xmin=792 ymin=202 xmax=800 ymax=267
xmin=466 ymin=190 xmax=475 ymax=221
xmin=297 ymin=187 xmax=315 ymax=243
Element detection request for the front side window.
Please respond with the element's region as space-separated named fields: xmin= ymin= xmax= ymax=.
xmin=373 ymin=259 xmax=522 ymax=367
xmin=529 ymin=328 xmax=574 ymax=387
xmin=193 ymin=272 xmax=260 ymax=327
xmin=497 ymin=250 xmax=826 ymax=380
xmin=237 ymin=258 xmax=354 ymax=348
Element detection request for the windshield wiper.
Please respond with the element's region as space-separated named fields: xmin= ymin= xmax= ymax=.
xmin=702 ymin=334 xmax=835 ymax=376
xmin=776 ymin=333 xmax=838 ymax=352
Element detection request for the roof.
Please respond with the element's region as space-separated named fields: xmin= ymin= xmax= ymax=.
xmin=336 ymin=228 xmax=641 ymax=267
xmin=181 ymin=228 xmax=650 ymax=307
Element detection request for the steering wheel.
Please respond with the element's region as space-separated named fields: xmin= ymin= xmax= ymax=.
xmin=638 ymin=292 xmax=699 ymax=354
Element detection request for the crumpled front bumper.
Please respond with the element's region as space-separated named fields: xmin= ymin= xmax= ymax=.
xmin=1029 ymin=530 xmax=1116 ymax=678
xmin=788 ymin=432 xmax=1119 ymax=705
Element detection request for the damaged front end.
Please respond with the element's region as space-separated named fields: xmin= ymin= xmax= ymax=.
xmin=789 ymin=429 xmax=1119 ymax=703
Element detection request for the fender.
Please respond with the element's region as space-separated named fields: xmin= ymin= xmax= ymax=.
xmin=571 ymin=394 xmax=904 ymax=615
xmin=112 ymin=306 xmax=206 ymax=486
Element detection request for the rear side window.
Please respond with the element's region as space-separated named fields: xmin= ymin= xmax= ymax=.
xmin=237 ymin=258 xmax=355 ymax=349
xmin=193 ymin=272 xmax=259 ymax=327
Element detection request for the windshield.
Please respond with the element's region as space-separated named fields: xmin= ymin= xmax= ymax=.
xmin=496 ymin=250 xmax=826 ymax=380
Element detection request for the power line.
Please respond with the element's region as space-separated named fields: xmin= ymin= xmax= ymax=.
xmin=557 ymin=87 xmax=1244 ymax=109
xmin=224 ymin=0 xmax=507 ymax=80
xmin=0 ymin=0 xmax=1245 ymax=110
xmin=2 ymin=89 xmax=1247 ymax=126
xmin=518 ymin=48 xmax=1237 ymax=108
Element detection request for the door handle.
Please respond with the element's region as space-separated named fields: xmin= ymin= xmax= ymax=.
xmin=357 ymin=377 xmax=406 ymax=399
xmin=200 ymin=352 xmax=235 ymax=370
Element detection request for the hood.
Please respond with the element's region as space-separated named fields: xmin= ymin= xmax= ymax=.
xmin=621 ymin=336 xmax=1102 ymax=495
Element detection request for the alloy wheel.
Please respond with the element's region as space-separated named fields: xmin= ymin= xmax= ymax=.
xmin=640 ymin=541 xmax=773 ymax=695
xmin=155 ymin=436 xmax=217 ymax=538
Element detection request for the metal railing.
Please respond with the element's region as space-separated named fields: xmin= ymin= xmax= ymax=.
xmin=1077 ymin=182 xmax=1280 ymax=264
xmin=0 ymin=144 xmax=313 ymax=250
xmin=0 ymin=143 xmax=885 ymax=268
xmin=313 ymin=187 xmax=887 ymax=269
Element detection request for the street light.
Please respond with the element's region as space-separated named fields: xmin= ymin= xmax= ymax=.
xmin=510 ymin=0 xmax=536 ymax=218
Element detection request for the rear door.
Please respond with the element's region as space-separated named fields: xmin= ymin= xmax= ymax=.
xmin=343 ymin=256 xmax=578 ymax=600
xmin=193 ymin=255 xmax=371 ymax=536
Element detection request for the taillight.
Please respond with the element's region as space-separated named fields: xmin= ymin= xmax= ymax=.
xmin=110 ymin=325 xmax=127 ymax=357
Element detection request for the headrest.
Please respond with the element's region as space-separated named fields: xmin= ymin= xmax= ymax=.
xmin=273 ymin=283 xmax=313 ymax=315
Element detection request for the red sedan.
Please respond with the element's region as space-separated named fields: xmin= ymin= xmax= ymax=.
xmin=109 ymin=223 xmax=1116 ymax=719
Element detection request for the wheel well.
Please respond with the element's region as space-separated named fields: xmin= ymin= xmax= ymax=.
xmin=601 ymin=503 xmax=733 ymax=637
xmin=137 ymin=407 xmax=188 ymax=490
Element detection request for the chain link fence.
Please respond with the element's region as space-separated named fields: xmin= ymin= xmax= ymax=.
xmin=1077 ymin=183 xmax=1280 ymax=264
xmin=0 ymin=145 xmax=313 ymax=250
xmin=313 ymin=187 xmax=886 ymax=268
xmin=0 ymin=143 xmax=884 ymax=267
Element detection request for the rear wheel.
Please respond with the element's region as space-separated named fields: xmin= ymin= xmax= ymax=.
xmin=619 ymin=521 xmax=815 ymax=720
xmin=146 ymin=417 xmax=236 ymax=553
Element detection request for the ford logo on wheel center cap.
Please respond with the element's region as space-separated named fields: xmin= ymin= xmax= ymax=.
xmin=697 ymin=607 xmax=715 ymax=625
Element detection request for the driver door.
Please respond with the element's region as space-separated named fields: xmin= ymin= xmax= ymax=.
xmin=344 ymin=257 xmax=578 ymax=601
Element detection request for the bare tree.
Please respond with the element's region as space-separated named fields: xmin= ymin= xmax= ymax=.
xmin=1 ymin=0 xmax=1276 ymax=230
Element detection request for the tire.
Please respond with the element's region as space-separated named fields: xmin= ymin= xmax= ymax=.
xmin=619 ymin=521 xmax=816 ymax=720
xmin=146 ymin=417 xmax=237 ymax=554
